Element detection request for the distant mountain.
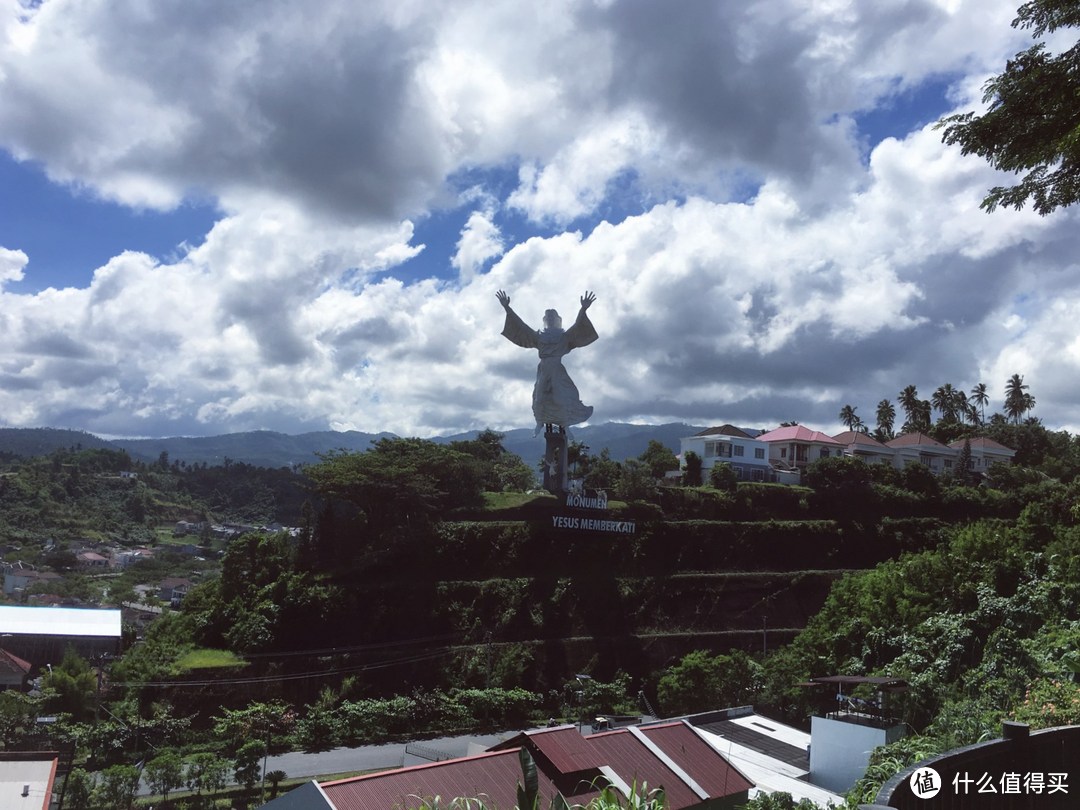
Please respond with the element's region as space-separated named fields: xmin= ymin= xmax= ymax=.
xmin=0 ymin=423 xmax=703 ymax=468
xmin=440 ymin=422 xmax=703 ymax=465
xmin=115 ymin=430 xmax=395 ymax=467
xmin=0 ymin=427 xmax=118 ymax=458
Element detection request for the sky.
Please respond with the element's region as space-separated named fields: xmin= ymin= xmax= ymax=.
xmin=0 ymin=0 xmax=1077 ymax=440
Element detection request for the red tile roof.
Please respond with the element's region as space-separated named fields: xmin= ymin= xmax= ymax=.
xmin=832 ymin=431 xmax=887 ymax=447
xmin=886 ymin=432 xmax=947 ymax=448
xmin=947 ymin=437 xmax=1014 ymax=452
xmin=0 ymin=648 xmax=31 ymax=677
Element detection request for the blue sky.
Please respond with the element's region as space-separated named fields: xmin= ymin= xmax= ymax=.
xmin=0 ymin=0 xmax=1077 ymax=439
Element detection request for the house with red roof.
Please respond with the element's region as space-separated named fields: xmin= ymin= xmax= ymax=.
xmin=885 ymin=432 xmax=957 ymax=474
xmin=831 ymin=430 xmax=895 ymax=467
xmin=262 ymin=721 xmax=752 ymax=810
xmin=948 ymin=436 xmax=1015 ymax=472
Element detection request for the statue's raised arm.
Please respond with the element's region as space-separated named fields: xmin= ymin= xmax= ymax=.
xmin=497 ymin=290 xmax=597 ymax=433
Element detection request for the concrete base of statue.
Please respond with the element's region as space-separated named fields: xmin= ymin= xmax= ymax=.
xmin=543 ymin=426 xmax=568 ymax=495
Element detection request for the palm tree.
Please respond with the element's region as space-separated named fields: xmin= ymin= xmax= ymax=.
xmin=932 ymin=383 xmax=960 ymax=423
xmin=970 ymin=382 xmax=989 ymax=424
xmin=875 ymin=399 xmax=896 ymax=441
xmin=838 ymin=404 xmax=861 ymax=432
xmin=898 ymin=385 xmax=920 ymax=432
xmin=1004 ymin=374 xmax=1030 ymax=424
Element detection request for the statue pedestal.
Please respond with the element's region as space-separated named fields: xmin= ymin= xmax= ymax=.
xmin=543 ymin=426 xmax=568 ymax=495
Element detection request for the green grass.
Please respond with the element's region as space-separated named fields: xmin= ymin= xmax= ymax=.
xmin=175 ymin=648 xmax=245 ymax=670
xmin=481 ymin=491 xmax=557 ymax=511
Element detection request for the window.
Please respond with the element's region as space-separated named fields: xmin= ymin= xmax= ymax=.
xmin=780 ymin=448 xmax=787 ymax=459
xmin=820 ymin=448 xmax=830 ymax=458
xmin=751 ymin=468 xmax=765 ymax=481
xmin=733 ymin=445 xmax=744 ymax=457
xmin=733 ymin=465 xmax=745 ymax=478
xmin=754 ymin=448 xmax=765 ymax=459
xmin=718 ymin=443 xmax=732 ymax=457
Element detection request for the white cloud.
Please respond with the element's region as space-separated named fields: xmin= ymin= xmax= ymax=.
xmin=0 ymin=246 xmax=26 ymax=286
xmin=1 ymin=0 xmax=1079 ymax=438
xmin=451 ymin=208 xmax=504 ymax=282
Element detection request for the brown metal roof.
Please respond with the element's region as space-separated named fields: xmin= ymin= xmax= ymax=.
xmin=640 ymin=722 xmax=754 ymax=798
xmin=587 ymin=729 xmax=699 ymax=808
xmin=493 ymin=726 xmax=609 ymax=772
xmin=321 ymin=748 xmax=561 ymax=810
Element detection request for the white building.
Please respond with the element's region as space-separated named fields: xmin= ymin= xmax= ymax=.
xmin=680 ymin=425 xmax=772 ymax=482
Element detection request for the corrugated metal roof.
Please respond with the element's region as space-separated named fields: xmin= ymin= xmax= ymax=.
xmin=693 ymin=425 xmax=753 ymax=438
xmin=640 ymin=722 xmax=754 ymax=798
xmin=0 ymin=606 xmax=122 ymax=638
xmin=321 ymin=748 xmax=561 ymax=810
xmin=525 ymin=726 xmax=607 ymax=772
xmin=586 ymin=729 xmax=699 ymax=809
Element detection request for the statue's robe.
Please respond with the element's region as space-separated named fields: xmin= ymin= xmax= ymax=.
xmin=501 ymin=307 xmax=598 ymax=429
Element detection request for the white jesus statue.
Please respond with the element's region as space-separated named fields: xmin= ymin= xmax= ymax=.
xmin=496 ymin=290 xmax=598 ymax=434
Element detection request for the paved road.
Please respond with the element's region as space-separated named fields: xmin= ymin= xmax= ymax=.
xmin=136 ymin=730 xmax=520 ymax=796
xmin=263 ymin=731 xmax=516 ymax=782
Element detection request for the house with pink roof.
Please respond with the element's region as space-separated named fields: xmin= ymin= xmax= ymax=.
xmin=757 ymin=425 xmax=844 ymax=478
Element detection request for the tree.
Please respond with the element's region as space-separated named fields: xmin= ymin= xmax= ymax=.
xmin=932 ymin=383 xmax=961 ymax=423
xmin=938 ymin=0 xmax=1080 ymax=214
xmin=708 ymin=462 xmax=738 ymax=493
xmin=185 ymin=753 xmax=229 ymax=804
xmin=97 ymin=764 xmax=140 ymax=810
xmin=1005 ymin=373 xmax=1033 ymax=423
xmin=875 ymin=399 xmax=897 ymax=442
xmin=41 ymin=648 xmax=97 ymax=721
xmin=307 ymin=438 xmax=486 ymax=531
xmin=615 ymin=459 xmax=657 ymax=501
xmin=63 ymin=768 xmax=94 ymax=810
xmin=956 ymin=438 xmax=974 ymax=486
xmin=266 ymin=769 xmax=288 ymax=799
xmin=657 ymin=649 xmax=762 ymax=716
xmin=234 ymin=739 xmax=265 ymax=796
xmin=682 ymin=451 xmax=703 ymax=487
xmin=970 ymin=382 xmax=990 ymax=424
xmin=898 ymin=385 xmax=922 ymax=432
xmin=585 ymin=448 xmax=621 ymax=491
xmin=637 ymin=439 xmax=679 ymax=480
xmin=145 ymin=751 xmax=185 ymax=807
xmin=838 ymin=404 xmax=862 ymax=432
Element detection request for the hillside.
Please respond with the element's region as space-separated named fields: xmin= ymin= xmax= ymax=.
xmin=0 ymin=422 xmax=706 ymax=469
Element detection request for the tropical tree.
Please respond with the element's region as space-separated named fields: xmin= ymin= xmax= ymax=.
xmin=838 ymin=404 xmax=861 ymax=432
xmin=970 ymin=382 xmax=990 ymax=424
xmin=931 ymin=383 xmax=961 ymax=423
xmin=898 ymin=386 xmax=921 ymax=431
xmin=938 ymin=0 xmax=1080 ymax=214
xmin=1005 ymin=373 xmax=1032 ymax=423
xmin=875 ymin=399 xmax=896 ymax=442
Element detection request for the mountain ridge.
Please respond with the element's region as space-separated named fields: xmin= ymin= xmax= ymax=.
xmin=0 ymin=423 xmax=710 ymax=467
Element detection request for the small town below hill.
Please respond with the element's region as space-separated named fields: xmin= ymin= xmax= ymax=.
xmin=0 ymin=402 xmax=1077 ymax=809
